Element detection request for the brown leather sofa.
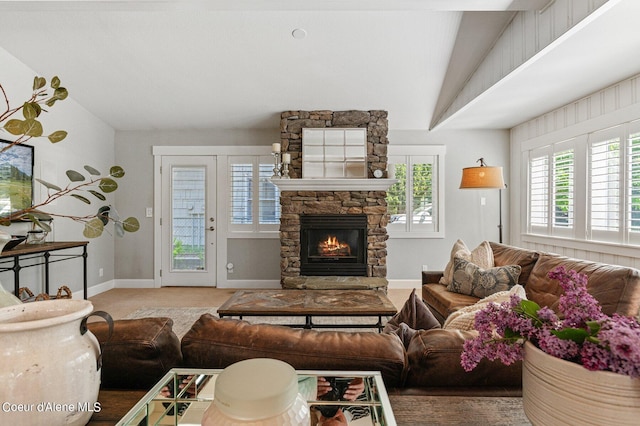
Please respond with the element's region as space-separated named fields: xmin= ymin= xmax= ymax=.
xmin=88 ymin=242 xmax=640 ymax=395
xmin=423 ymin=242 xmax=640 ymax=322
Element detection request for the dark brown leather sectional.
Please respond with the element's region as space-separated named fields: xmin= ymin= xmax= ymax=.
xmin=89 ymin=242 xmax=640 ymax=395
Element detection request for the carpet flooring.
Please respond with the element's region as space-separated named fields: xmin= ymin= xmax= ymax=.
xmin=124 ymin=307 xmax=219 ymax=338
xmin=124 ymin=306 xmax=393 ymax=338
xmin=89 ymin=287 xmax=415 ymax=321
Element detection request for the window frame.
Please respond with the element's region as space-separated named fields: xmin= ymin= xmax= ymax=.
xmin=387 ymin=145 xmax=445 ymax=239
xmin=228 ymin=155 xmax=280 ymax=234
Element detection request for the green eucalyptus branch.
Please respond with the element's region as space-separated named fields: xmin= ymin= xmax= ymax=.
xmin=0 ymin=76 xmax=68 ymax=153
xmin=1 ymin=165 xmax=140 ymax=238
xmin=0 ymin=75 xmax=139 ymax=238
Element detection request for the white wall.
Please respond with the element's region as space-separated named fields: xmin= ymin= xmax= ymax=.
xmin=387 ymin=129 xmax=510 ymax=279
xmin=0 ymin=47 xmax=116 ymax=298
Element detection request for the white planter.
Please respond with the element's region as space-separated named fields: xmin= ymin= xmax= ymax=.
xmin=523 ymin=341 xmax=640 ymax=426
xmin=0 ymin=300 xmax=102 ymax=426
xmin=202 ymin=358 xmax=310 ymax=426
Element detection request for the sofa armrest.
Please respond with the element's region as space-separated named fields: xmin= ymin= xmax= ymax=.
xmin=88 ymin=317 xmax=183 ymax=389
xmin=422 ymin=270 xmax=444 ymax=285
xmin=405 ymin=329 xmax=521 ymax=389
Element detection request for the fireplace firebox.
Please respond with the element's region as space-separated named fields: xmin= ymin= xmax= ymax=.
xmin=300 ymin=215 xmax=367 ymax=276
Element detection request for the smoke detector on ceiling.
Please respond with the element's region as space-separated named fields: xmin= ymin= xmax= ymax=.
xmin=291 ymin=28 xmax=307 ymax=39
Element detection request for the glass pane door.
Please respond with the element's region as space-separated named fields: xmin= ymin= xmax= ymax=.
xmin=161 ymin=156 xmax=216 ymax=286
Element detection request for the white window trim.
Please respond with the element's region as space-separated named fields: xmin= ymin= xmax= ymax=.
xmin=387 ymin=145 xmax=446 ymax=239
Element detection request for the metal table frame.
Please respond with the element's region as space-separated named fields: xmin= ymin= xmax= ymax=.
xmin=0 ymin=241 xmax=89 ymax=299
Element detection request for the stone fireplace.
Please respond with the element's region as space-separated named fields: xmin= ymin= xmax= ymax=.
xmin=275 ymin=110 xmax=393 ymax=289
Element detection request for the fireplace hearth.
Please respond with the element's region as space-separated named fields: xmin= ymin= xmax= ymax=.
xmin=300 ymin=215 xmax=367 ymax=276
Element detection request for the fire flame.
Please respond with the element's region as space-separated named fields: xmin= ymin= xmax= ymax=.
xmin=318 ymin=235 xmax=351 ymax=256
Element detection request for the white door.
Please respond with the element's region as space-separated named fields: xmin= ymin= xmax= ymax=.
xmin=160 ymin=156 xmax=216 ymax=286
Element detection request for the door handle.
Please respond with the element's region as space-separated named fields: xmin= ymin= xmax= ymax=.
xmin=208 ymin=226 xmax=215 ymax=231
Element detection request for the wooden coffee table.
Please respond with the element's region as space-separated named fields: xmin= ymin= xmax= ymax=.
xmin=217 ymin=289 xmax=397 ymax=332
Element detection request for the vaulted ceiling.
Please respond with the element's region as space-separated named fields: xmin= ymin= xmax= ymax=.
xmin=0 ymin=0 xmax=638 ymax=132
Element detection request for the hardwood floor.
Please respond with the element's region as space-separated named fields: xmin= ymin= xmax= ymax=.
xmin=88 ymin=286 xmax=416 ymax=320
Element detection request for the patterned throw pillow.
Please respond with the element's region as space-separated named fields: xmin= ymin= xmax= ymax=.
xmin=447 ymin=257 xmax=521 ymax=298
xmin=439 ymin=239 xmax=494 ymax=286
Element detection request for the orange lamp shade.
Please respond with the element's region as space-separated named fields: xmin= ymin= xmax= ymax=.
xmin=459 ymin=166 xmax=505 ymax=189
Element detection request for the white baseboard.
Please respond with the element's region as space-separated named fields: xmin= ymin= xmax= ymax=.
xmin=76 ymin=279 xmax=115 ymax=299
xmin=115 ymin=279 xmax=156 ymax=289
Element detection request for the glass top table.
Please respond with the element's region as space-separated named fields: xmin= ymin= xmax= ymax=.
xmin=117 ymin=368 xmax=397 ymax=426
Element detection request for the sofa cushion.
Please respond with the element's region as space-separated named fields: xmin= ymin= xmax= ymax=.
xmin=489 ymin=242 xmax=539 ymax=285
xmin=88 ymin=317 xmax=183 ymax=389
xmin=422 ymin=282 xmax=480 ymax=322
xmin=181 ymin=314 xmax=408 ymax=388
xmin=384 ymin=288 xmax=440 ymax=347
xmin=448 ymin=257 xmax=521 ymax=298
xmin=440 ymin=239 xmax=494 ymax=286
xmin=527 ymin=253 xmax=640 ymax=317
xmin=405 ymin=328 xmax=522 ymax=388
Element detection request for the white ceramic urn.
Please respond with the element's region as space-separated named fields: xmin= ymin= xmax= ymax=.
xmin=202 ymin=358 xmax=310 ymax=426
xmin=0 ymin=300 xmax=102 ymax=426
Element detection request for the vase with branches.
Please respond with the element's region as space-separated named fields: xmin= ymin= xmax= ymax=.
xmin=0 ymin=75 xmax=138 ymax=238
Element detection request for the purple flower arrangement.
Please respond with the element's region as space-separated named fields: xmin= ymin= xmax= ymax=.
xmin=461 ymin=265 xmax=640 ymax=378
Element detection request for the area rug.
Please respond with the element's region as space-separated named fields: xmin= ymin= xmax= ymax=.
xmin=124 ymin=307 xmax=219 ymax=339
xmin=124 ymin=307 xmax=391 ymax=339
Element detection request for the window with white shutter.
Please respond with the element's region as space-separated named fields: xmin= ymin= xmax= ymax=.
xmin=523 ymin=120 xmax=640 ymax=248
xmin=627 ymin=125 xmax=640 ymax=244
xmin=553 ymin=149 xmax=574 ymax=230
xmin=229 ymin=156 xmax=280 ymax=232
xmin=527 ymin=142 xmax=574 ymax=237
xmin=387 ymin=146 xmax=445 ymax=238
xmin=529 ymin=153 xmax=549 ymax=230
xmin=589 ymin=129 xmax=621 ymax=241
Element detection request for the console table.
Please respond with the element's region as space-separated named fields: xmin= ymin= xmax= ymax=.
xmin=0 ymin=241 xmax=89 ymax=299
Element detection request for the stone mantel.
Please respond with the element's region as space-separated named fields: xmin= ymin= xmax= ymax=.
xmin=271 ymin=178 xmax=397 ymax=191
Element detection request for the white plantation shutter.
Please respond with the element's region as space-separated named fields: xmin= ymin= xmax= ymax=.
xmin=627 ymin=127 xmax=640 ymax=244
xmin=589 ymin=132 xmax=621 ymax=239
xmin=553 ymin=149 xmax=574 ymax=230
xmin=258 ymin=163 xmax=280 ymax=225
xmin=524 ymin=121 xmax=640 ymax=248
xmin=230 ymin=163 xmax=253 ymax=225
xmin=528 ymin=140 xmax=575 ymax=237
xmin=229 ymin=156 xmax=280 ymax=232
xmin=529 ymin=154 xmax=549 ymax=230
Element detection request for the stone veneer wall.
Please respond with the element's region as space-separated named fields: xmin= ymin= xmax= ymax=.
xmin=280 ymin=110 xmax=389 ymax=178
xmin=279 ymin=110 xmax=390 ymax=281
